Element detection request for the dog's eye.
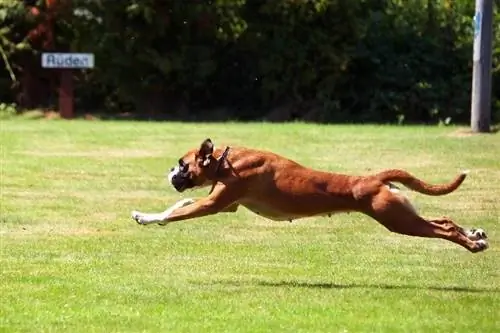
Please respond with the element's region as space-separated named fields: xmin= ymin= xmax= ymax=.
xmin=178 ymin=159 xmax=189 ymax=173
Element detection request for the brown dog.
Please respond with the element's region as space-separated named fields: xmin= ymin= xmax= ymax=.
xmin=131 ymin=138 xmax=488 ymax=253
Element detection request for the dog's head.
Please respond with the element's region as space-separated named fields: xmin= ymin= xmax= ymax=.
xmin=167 ymin=138 xmax=218 ymax=192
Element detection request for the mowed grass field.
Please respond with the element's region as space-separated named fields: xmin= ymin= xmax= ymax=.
xmin=1 ymin=119 xmax=499 ymax=333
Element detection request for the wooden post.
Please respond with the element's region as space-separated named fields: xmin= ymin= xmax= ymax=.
xmin=59 ymin=69 xmax=74 ymax=119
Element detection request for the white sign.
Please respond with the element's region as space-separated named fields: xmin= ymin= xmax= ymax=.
xmin=42 ymin=53 xmax=94 ymax=69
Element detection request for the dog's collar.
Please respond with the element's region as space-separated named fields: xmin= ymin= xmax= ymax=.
xmin=209 ymin=146 xmax=230 ymax=194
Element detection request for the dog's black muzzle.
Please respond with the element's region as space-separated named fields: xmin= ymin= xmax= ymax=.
xmin=171 ymin=173 xmax=192 ymax=192
xmin=168 ymin=161 xmax=194 ymax=192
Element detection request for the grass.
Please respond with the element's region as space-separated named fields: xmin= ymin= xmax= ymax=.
xmin=1 ymin=119 xmax=499 ymax=333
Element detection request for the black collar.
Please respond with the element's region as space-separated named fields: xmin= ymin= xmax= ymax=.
xmin=209 ymin=146 xmax=230 ymax=194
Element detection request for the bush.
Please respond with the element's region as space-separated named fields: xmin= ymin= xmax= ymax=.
xmin=0 ymin=0 xmax=498 ymax=124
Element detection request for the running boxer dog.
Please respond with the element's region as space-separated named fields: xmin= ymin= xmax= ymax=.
xmin=131 ymin=138 xmax=488 ymax=253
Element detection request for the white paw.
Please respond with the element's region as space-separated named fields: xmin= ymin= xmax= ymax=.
xmin=131 ymin=211 xmax=158 ymax=225
xmin=131 ymin=210 xmax=142 ymax=222
xmin=132 ymin=199 xmax=195 ymax=226
xmin=467 ymin=228 xmax=487 ymax=240
xmin=131 ymin=210 xmax=146 ymax=224
xmin=476 ymin=239 xmax=489 ymax=252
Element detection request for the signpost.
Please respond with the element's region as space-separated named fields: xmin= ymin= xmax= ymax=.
xmin=41 ymin=52 xmax=94 ymax=119
xmin=470 ymin=0 xmax=493 ymax=133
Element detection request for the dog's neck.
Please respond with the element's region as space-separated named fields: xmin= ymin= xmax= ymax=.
xmin=208 ymin=146 xmax=231 ymax=194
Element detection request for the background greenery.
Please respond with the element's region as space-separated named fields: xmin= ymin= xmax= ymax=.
xmin=1 ymin=0 xmax=499 ymax=123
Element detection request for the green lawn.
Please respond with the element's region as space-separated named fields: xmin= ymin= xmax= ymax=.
xmin=1 ymin=119 xmax=499 ymax=333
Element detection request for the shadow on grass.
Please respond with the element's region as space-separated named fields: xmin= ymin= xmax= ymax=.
xmin=257 ymin=280 xmax=500 ymax=293
xmin=199 ymin=279 xmax=499 ymax=293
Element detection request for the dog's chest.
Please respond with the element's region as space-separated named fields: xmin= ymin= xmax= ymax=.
xmin=239 ymin=200 xmax=299 ymax=221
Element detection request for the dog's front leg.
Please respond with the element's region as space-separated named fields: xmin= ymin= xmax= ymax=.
xmin=157 ymin=197 xmax=230 ymax=224
xmin=131 ymin=198 xmax=196 ymax=225
xmin=132 ymin=186 xmax=238 ymax=226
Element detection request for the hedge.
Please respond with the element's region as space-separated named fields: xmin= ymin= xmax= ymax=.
xmin=0 ymin=0 xmax=498 ymax=123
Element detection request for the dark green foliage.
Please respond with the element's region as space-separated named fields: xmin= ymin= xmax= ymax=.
xmin=0 ymin=0 xmax=498 ymax=123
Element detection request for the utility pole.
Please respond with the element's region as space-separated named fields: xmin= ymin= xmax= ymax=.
xmin=470 ymin=0 xmax=493 ymax=133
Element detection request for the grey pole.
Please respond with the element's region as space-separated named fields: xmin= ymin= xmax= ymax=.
xmin=470 ymin=0 xmax=493 ymax=133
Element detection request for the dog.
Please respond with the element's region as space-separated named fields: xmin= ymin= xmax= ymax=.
xmin=131 ymin=138 xmax=488 ymax=253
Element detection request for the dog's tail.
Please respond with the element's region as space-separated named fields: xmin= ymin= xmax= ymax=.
xmin=375 ymin=169 xmax=468 ymax=196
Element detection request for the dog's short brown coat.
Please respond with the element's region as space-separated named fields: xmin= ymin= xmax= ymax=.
xmin=132 ymin=139 xmax=488 ymax=253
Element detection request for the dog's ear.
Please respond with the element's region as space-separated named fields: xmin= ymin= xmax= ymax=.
xmin=199 ymin=138 xmax=214 ymax=155
xmin=198 ymin=138 xmax=214 ymax=166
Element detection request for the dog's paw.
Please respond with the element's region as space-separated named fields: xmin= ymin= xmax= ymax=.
xmin=467 ymin=228 xmax=488 ymax=241
xmin=131 ymin=211 xmax=157 ymax=225
xmin=131 ymin=210 xmax=144 ymax=224
xmin=473 ymin=239 xmax=489 ymax=253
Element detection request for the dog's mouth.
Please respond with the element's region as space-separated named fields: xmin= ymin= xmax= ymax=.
xmin=172 ymin=177 xmax=191 ymax=192
xmin=168 ymin=166 xmax=194 ymax=192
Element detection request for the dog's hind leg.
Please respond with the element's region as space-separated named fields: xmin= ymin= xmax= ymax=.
xmin=427 ymin=217 xmax=488 ymax=241
xmin=368 ymin=189 xmax=488 ymax=253
xmin=386 ymin=183 xmax=418 ymax=214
